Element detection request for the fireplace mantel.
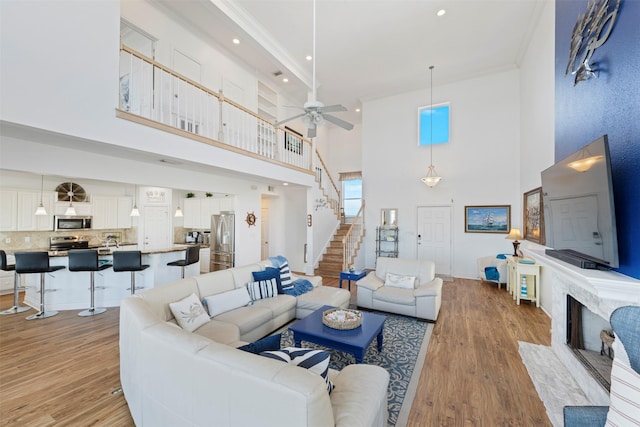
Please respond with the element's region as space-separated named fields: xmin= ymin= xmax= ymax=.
xmin=526 ymin=247 xmax=640 ymax=404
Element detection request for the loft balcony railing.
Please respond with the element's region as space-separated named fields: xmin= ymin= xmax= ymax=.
xmin=117 ymin=45 xmax=312 ymax=173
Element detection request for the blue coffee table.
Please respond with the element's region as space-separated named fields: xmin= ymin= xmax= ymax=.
xmin=288 ymin=305 xmax=386 ymax=363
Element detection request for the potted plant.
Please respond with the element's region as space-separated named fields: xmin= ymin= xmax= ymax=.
xmin=186 ymin=192 xmax=195 ymax=198
xmin=206 ymin=192 xmax=213 ymax=197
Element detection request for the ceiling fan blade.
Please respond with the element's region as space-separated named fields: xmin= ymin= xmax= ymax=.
xmin=318 ymin=104 xmax=347 ymax=113
xmin=274 ymin=113 xmax=307 ymax=127
xmin=307 ymin=125 xmax=317 ymax=138
xmin=323 ymin=114 xmax=354 ymax=131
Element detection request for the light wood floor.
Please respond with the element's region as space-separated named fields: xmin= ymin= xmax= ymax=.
xmin=0 ymin=277 xmax=551 ymax=426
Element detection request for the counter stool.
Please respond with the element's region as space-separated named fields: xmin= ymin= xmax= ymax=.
xmin=68 ymin=250 xmax=111 ymax=316
xmin=113 ymin=251 xmax=149 ymax=295
xmin=167 ymin=245 xmax=200 ymax=279
xmin=15 ymin=251 xmax=65 ymax=320
xmin=0 ymin=250 xmax=31 ymax=315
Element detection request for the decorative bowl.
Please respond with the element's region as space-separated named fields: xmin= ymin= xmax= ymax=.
xmin=322 ymin=308 xmax=362 ymax=330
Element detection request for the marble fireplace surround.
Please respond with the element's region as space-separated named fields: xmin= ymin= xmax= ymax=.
xmin=528 ymin=248 xmax=640 ymax=404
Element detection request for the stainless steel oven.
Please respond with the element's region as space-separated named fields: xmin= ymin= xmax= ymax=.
xmin=54 ymin=215 xmax=92 ymax=231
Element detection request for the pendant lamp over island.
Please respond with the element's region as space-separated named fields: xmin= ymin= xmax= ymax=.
xmin=34 ymin=175 xmax=47 ymax=216
xmin=421 ymin=65 xmax=442 ymax=188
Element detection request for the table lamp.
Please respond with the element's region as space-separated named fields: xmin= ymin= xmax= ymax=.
xmin=505 ymin=228 xmax=523 ymax=256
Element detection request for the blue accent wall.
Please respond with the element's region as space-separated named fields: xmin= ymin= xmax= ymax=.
xmin=556 ymin=0 xmax=640 ymax=279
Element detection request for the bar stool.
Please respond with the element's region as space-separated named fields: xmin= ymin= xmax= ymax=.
xmin=167 ymin=245 xmax=200 ymax=279
xmin=68 ymin=249 xmax=111 ymax=316
xmin=113 ymin=251 xmax=149 ymax=295
xmin=0 ymin=250 xmax=31 ymax=315
xmin=15 ymin=251 xmax=65 ymax=320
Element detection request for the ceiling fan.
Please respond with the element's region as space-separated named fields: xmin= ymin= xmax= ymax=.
xmin=274 ymin=0 xmax=353 ymax=138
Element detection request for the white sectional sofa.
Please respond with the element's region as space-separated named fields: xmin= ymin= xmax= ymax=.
xmin=119 ymin=260 xmax=389 ymax=427
xmin=356 ymin=257 xmax=443 ymax=322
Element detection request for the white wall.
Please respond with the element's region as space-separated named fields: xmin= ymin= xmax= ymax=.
xmin=362 ymin=69 xmax=523 ymax=278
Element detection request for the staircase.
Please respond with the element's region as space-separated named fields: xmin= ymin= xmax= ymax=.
xmin=314 ymin=223 xmax=352 ymax=278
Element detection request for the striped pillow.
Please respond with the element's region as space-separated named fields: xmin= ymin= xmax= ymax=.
xmin=261 ymin=347 xmax=334 ymax=393
xmin=279 ymin=261 xmax=294 ymax=290
xmin=606 ymin=333 xmax=640 ymax=426
xmin=247 ymin=278 xmax=278 ymax=300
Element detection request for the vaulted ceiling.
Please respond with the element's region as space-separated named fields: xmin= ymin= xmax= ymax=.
xmin=158 ymin=0 xmax=546 ymax=126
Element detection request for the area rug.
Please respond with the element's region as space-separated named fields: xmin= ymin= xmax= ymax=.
xmin=519 ymin=341 xmax=591 ymax=427
xmin=280 ymin=312 xmax=433 ymax=427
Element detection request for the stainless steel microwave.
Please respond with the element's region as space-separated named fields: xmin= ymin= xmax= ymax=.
xmin=54 ymin=215 xmax=92 ymax=231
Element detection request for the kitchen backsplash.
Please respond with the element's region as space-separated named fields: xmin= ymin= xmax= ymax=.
xmin=0 ymin=228 xmax=138 ymax=250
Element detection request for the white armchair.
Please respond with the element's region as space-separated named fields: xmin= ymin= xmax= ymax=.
xmin=477 ymin=255 xmax=508 ymax=289
xmin=356 ymin=257 xmax=443 ymax=322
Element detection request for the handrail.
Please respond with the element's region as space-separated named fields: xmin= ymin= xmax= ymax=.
xmin=314 ymin=149 xmax=341 ymax=217
xmin=342 ymin=201 xmax=365 ymax=270
xmin=118 ymin=45 xmax=313 ymax=173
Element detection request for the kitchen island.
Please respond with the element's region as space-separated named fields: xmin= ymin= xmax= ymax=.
xmin=20 ymin=245 xmax=200 ymax=312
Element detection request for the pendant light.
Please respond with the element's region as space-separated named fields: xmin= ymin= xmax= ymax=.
xmin=130 ymin=184 xmax=140 ymax=217
xmin=421 ymin=65 xmax=442 ymax=188
xmin=64 ymin=182 xmax=77 ymax=216
xmin=174 ymin=205 xmax=183 ymax=217
xmin=34 ymin=175 xmax=47 ymax=216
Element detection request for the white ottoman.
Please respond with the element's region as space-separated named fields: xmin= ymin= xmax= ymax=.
xmin=296 ymin=286 xmax=350 ymax=318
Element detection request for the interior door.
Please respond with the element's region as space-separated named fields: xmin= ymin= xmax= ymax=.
xmin=261 ymin=206 xmax=270 ymax=259
xmin=143 ymin=205 xmax=170 ymax=250
xmin=417 ymin=205 xmax=453 ymax=281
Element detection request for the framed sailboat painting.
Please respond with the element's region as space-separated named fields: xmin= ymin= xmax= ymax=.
xmin=464 ymin=205 xmax=511 ymax=233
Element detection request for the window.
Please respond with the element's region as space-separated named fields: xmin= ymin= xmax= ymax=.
xmin=418 ymin=103 xmax=450 ymax=146
xmin=340 ymin=172 xmax=362 ymax=218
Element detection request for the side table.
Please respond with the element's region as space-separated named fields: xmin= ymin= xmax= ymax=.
xmin=339 ymin=270 xmax=366 ymax=291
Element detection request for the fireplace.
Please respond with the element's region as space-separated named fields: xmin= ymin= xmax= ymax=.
xmin=565 ymin=295 xmax=613 ymax=392
xmin=528 ymin=247 xmax=640 ymax=405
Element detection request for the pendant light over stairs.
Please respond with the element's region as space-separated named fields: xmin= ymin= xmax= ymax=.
xmin=421 ymin=65 xmax=442 ymax=188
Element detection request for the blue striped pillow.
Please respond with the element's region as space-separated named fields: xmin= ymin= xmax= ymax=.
xmin=279 ymin=261 xmax=294 ymax=290
xmin=246 ymin=278 xmax=278 ymax=300
xmin=261 ymin=347 xmax=334 ymax=393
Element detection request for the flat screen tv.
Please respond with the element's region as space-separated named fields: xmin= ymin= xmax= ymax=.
xmin=541 ymin=135 xmax=619 ymax=270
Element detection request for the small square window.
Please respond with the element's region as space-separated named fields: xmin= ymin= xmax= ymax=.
xmin=418 ymin=103 xmax=450 ymax=146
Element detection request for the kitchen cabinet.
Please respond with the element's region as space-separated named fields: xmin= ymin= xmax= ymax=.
xmin=17 ymin=191 xmax=56 ymax=231
xmin=0 ymin=191 xmax=18 ymax=231
xmin=200 ymin=247 xmax=210 ymax=273
xmin=54 ymin=202 xmax=92 ymax=216
xmin=92 ymin=196 xmax=133 ymax=229
xmin=0 ymin=190 xmax=56 ymax=231
xmin=183 ymin=197 xmax=235 ymax=229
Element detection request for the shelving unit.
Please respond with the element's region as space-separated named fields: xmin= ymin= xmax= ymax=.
xmin=375 ymin=226 xmax=398 ymax=259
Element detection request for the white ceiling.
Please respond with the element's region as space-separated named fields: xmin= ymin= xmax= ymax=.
xmin=155 ymin=0 xmax=547 ymax=126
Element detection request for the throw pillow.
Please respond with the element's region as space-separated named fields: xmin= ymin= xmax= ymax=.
xmin=278 ymin=260 xmax=294 ymax=291
xmin=384 ymin=272 xmax=416 ymax=289
xmin=204 ymin=287 xmax=252 ymax=317
xmin=238 ymin=334 xmax=282 ymax=354
xmin=260 ymin=347 xmax=334 ymax=393
xmin=606 ymin=333 xmax=640 ymax=426
xmin=253 ymin=267 xmax=283 ymax=294
xmin=247 ymin=278 xmax=278 ymax=300
xmin=168 ymin=293 xmax=210 ymax=332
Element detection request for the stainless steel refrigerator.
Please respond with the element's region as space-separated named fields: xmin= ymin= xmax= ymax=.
xmin=210 ymin=212 xmax=235 ymax=271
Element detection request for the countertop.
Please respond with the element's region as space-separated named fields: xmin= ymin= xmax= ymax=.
xmin=4 ymin=244 xmax=199 ymax=257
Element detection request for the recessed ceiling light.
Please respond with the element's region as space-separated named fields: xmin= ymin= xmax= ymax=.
xmin=232 ymin=38 xmax=240 ymax=44
xmin=283 ymin=182 xmax=289 ymax=186
xmin=282 ymin=77 xmax=289 ymax=83
xmin=356 ymin=108 xmax=361 ymax=113
xmin=306 ymin=55 xmax=312 ymax=61
xmin=437 ymin=9 xmax=446 ymax=17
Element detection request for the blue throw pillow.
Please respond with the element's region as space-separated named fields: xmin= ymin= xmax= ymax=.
xmin=238 ymin=334 xmax=282 ymax=354
xmin=253 ymin=268 xmax=283 ymax=294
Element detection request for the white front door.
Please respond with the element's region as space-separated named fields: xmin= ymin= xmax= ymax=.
xmin=143 ymin=205 xmax=170 ymax=250
xmin=417 ymin=205 xmax=453 ymax=280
